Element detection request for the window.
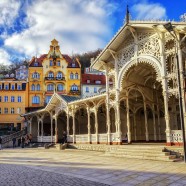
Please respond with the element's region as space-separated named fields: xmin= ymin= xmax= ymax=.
xmin=34 ymin=62 xmax=38 ymax=66
xmin=72 ymin=62 xmax=75 ymax=67
xmin=47 ymin=84 xmax=54 ymax=91
xmin=57 ymin=72 xmax=63 ymax=79
xmin=0 ymin=85 xmax=2 ymax=90
xmin=11 ymin=96 xmax=15 ymax=102
xmin=4 ymin=96 xmax=8 ymax=102
xmin=86 ymin=87 xmax=89 ymax=92
xmin=71 ymin=84 xmax=78 ymax=91
xmin=75 ymin=73 xmax=78 ymax=79
xmin=32 ymin=96 xmax=40 ymax=104
xmin=57 ymin=84 xmax=64 ymax=91
xmin=5 ymin=85 xmax=9 ymax=90
xmin=70 ymin=73 xmax=74 ymax=79
xmin=50 ymin=60 xmax=53 ymax=66
xmin=95 ymin=80 xmax=101 ymax=84
xmin=11 ymin=108 xmax=14 ymax=114
xmin=45 ymin=96 xmax=51 ymax=104
xmin=57 ymin=61 xmax=60 ymax=66
xmin=17 ymin=85 xmax=21 ymax=90
xmin=11 ymin=85 xmax=15 ymax=90
xmin=0 ymin=108 xmax=1 ymax=114
xmin=32 ymin=72 xmax=40 ymax=79
xmin=94 ymin=87 xmax=97 ymax=93
xmin=48 ymin=71 xmax=54 ymax=77
xmin=4 ymin=108 xmax=8 ymax=114
xmin=17 ymin=108 xmax=21 ymax=114
xmin=0 ymin=96 xmax=1 ymax=102
xmin=18 ymin=96 xmax=22 ymax=102
xmin=36 ymin=84 xmax=40 ymax=91
xmin=31 ymin=84 xmax=35 ymax=91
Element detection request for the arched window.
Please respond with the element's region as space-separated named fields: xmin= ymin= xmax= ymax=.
xmin=71 ymin=84 xmax=78 ymax=91
xmin=57 ymin=84 xmax=64 ymax=91
xmin=32 ymin=72 xmax=40 ymax=79
xmin=48 ymin=71 xmax=54 ymax=77
xmin=57 ymin=72 xmax=63 ymax=79
xmin=32 ymin=96 xmax=40 ymax=104
xmin=31 ymin=84 xmax=35 ymax=91
xmin=47 ymin=84 xmax=54 ymax=91
xmin=75 ymin=73 xmax=78 ymax=79
xmin=36 ymin=84 xmax=40 ymax=91
xmin=70 ymin=73 xmax=74 ymax=79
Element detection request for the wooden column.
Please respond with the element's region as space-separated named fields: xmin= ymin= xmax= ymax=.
xmin=126 ymin=96 xmax=131 ymax=143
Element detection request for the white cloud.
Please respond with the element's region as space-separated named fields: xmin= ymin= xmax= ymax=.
xmin=132 ymin=1 xmax=167 ymax=20
xmin=0 ymin=49 xmax=11 ymax=65
xmin=0 ymin=0 xmax=20 ymax=26
xmin=4 ymin=0 xmax=117 ymax=58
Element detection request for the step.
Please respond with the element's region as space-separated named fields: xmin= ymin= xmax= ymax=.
xmin=107 ymin=151 xmax=170 ymax=157
xmin=104 ymin=153 xmax=176 ymax=162
xmin=111 ymin=148 xmax=165 ymax=154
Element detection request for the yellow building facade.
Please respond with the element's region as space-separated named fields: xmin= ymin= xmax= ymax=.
xmin=28 ymin=39 xmax=81 ymax=109
xmin=0 ymin=78 xmax=28 ymax=131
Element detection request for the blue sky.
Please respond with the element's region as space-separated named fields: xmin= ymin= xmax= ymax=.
xmin=0 ymin=0 xmax=185 ymax=65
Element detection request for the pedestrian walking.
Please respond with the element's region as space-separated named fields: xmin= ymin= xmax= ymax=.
xmin=21 ymin=136 xmax=25 ymax=148
xmin=12 ymin=137 xmax=16 ymax=148
xmin=0 ymin=137 xmax=2 ymax=150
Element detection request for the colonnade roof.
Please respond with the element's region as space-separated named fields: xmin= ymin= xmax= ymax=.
xmin=22 ymin=92 xmax=106 ymax=118
xmin=91 ymin=20 xmax=186 ymax=71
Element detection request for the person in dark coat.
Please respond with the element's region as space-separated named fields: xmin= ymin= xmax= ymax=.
xmin=21 ymin=136 xmax=25 ymax=148
xmin=0 ymin=137 xmax=2 ymax=150
xmin=62 ymin=131 xmax=67 ymax=144
xmin=12 ymin=137 xmax=16 ymax=148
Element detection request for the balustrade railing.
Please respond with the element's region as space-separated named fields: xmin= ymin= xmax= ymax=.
xmin=2 ymin=128 xmax=26 ymax=144
xmin=45 ymin=77 xmax=65 ymax=81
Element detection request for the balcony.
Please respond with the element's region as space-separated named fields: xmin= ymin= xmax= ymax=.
xmin=69 ymin=89 xmax=81 ymax=95
xmin=45 ymin=77 xmax=65 ymax=81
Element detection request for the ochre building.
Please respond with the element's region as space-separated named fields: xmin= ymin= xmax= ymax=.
xmin=0 ymin=77 xmax=28 ymax=131
xmin=28 ymin=39 xmax=81 ymax=110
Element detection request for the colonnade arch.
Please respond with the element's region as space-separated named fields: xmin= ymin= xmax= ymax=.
xmin=57 ymin=111 xmax=67 ymax=142
xmin=119 ymin=61 xmax=166 ymax=143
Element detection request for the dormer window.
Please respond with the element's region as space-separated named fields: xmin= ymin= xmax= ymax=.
xmin=34 ymin=62 xmax=38 ymax=66
xmin=72 ymin=62 xmax=75 ymax=67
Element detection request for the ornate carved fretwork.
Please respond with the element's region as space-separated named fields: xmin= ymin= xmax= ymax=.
xmin=137 ymin=32 xmax=155 ymax=41
xmin=138 ymin=35 xmax=160 ymax=60
xmin=165 ymin=54 xmax=178 ymax=97
xmin=117 ymin=45 xmax=135 ymax=71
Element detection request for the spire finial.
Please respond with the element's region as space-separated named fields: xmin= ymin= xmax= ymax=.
xmin=125 ymin=4 xmax=130 ymax=24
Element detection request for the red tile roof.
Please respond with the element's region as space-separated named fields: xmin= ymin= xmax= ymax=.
xmin=82 ymin=74 xmax=106 ymax=85
xmin=29 ymin=54 xmax=47 ymax=67
xmin=29 ymin=54 xmax=80 ymax=68
xmin=63 ymin=55 xmax=80 ymax=68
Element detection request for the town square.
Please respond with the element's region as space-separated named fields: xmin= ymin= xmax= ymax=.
xmin=0 ymin=0 xmax=186 ymax=185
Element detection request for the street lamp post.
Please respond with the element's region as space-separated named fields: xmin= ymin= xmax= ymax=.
xmin=164 ymin=22 xmax=186 ymax=163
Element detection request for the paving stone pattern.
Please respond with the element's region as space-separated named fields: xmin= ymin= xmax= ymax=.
xmin=0 ymin=148 xmax=186 ymax=186
xmin=0 ymin=164 xmax=108 ymax=186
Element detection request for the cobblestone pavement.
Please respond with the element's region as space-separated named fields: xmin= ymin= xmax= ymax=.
xmin=0 ymin=148 xmax=186 ymax=186
xmin=0 ymin=163 xmax=107 ymax=186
